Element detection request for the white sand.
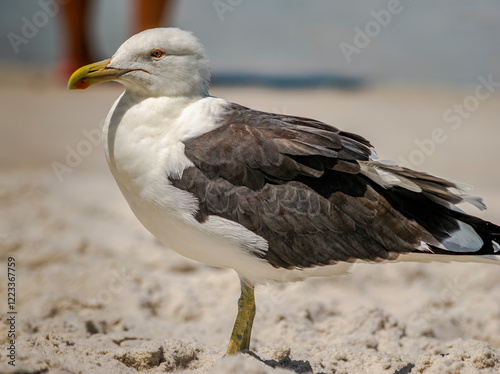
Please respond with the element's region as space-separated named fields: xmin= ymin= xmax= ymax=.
xmin=0 ymin=75 xmax=500 ymax=373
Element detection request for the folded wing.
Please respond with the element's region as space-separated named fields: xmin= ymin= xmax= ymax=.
xmin=170 ymin=103 xmax=500 ymax=269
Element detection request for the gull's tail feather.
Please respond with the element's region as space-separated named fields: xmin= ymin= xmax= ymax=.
xmin=360 ymin=161 xmax=500 ymax=263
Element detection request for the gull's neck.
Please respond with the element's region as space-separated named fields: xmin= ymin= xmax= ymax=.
xmin=120 ymin=76 xmax=210 ymax=99
xmin=103 ymin=87 xmax=226 ymax=184
xmin=121 ymin=86 xmax=209 ymax=107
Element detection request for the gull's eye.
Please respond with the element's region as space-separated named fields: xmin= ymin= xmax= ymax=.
xmin=150 ymin=49 xmax=165 ymax=59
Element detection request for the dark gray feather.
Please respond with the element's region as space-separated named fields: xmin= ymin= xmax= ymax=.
xmin=170 ymin=102 xmax=500 ymax=268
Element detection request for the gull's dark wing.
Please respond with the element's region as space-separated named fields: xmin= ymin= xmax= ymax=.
xmin=170 ymin=103 xmax=500 ymax=269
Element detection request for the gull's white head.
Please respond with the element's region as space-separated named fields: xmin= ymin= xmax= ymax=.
xmin=68 ymin=28 xmax=210 ymax=97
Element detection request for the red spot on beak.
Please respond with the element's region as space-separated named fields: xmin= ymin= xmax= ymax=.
xmin=75 ymin=80 xmax=89 ymax=90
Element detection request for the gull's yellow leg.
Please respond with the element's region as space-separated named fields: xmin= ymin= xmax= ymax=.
xmin=226 ymin=280 xmax=256 ymax=355
xmin=240 ymin=285 xmax=256 ymax=351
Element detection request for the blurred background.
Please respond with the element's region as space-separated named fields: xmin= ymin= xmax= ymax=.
xmin=1 ymin=2 xmax=500 ymax=372
xmin=2 ymin=0 xmax=500 ymax=85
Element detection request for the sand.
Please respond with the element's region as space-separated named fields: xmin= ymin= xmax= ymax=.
xmin=0 ymin=74 xmax=500 ymax=373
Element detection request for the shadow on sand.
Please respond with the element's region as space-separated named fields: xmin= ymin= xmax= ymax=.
xmin=243 ymin=351 xmax=415 ymax=374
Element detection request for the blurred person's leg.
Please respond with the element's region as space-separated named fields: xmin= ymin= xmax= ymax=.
xmin=60 ymin=0 xmax=92 ymax=79
xmin=135 ymin=0 xmax=175 ymax=32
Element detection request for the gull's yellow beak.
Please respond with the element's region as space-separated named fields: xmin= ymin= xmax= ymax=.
xmin=67 ymin=58 xmax=129 ymax=90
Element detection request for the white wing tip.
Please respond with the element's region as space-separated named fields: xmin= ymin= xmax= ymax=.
xmin=368 ymin=148 xmax=379 ymax=161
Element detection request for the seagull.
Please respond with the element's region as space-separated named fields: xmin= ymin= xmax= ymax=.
xmin=68 ymin=28 xmax=500 ymax=355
